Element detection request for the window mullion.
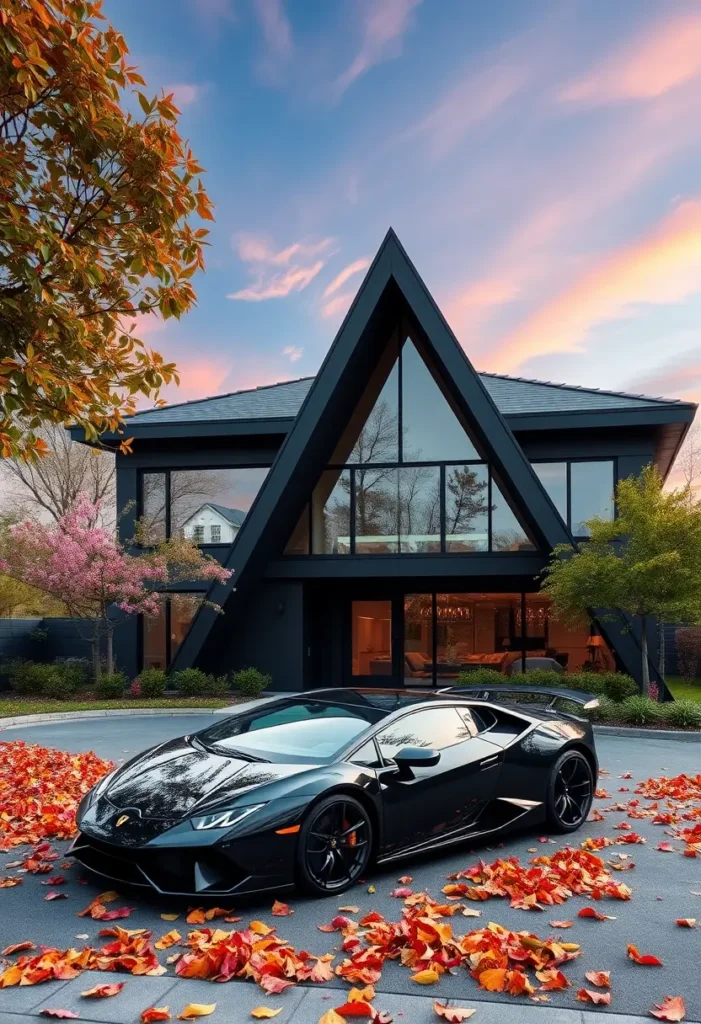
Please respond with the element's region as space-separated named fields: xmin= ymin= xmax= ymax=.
xmin=350 ymin=468 xmax=356 ymax=555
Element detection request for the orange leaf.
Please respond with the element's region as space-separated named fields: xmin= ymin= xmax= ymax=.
xmin=410 ymin=968 xmax=442 ymax=985
xmin=577 ymin=988 xmax=612 ymax=1005
xmin=271 ymin=900 xmax=292 ymax=916
xmin=676 ymin=919 xmax=696 ymax=928
xmin=250 ymin=920 xmax=275 ymax=935
xmin=348 ymin=986 xmax=375 ymax=1002
xmin=477 ymin=968 xmax=508 ymax=992
xmin=585 ymin=971 xmax=611 ymax=988
xmin=155 ymin=931 xmax=181 ymax=950
xmin=549 ymin=921 xmax=572 ymax=928
xmin=141 ymin=1009 xmax=170 ymax=1023
xmin=250 ymin=1010 xmax=282 ymax=1020
xmin=177 ymin=1005 xmax=216 ymax=1020
xmin=2 ymin=942 xmax=35 ymax=955
xmin=627 ymin=944 xmax=663 ymax=966
xmin=186 ymin=909 xmax=205 ymax=925
xmin=318 ymin=1012 xmax=347 ymax=1024
xmin=433 ymin=1003 xmax=476 ymax=1022
xmin=81 ymin=983 xmax=124 ymax=998
xmin=650 ymin=997 xmax=686 ymax=1022
xmin=335 ymin=1002 xmax=374 ymax=1017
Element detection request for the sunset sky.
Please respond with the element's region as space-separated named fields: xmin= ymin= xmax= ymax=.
xmin=108 ymin=0 xmax=701 ymax=411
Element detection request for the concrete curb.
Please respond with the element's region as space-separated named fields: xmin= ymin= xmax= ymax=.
xmin=593 ymin=724 xmax=701 ymax=741
xmin=0 ymin=707 xmax=227 ymax=729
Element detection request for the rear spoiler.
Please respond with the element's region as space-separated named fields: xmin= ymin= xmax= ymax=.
xmin=443 ymin=684 xmax=599 ymax=711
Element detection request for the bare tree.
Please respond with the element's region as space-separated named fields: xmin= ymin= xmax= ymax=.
xmin=677 ymin=422 xmax=701 ymax=494
xmin=1 ymin=425 xmax=115 ymax=526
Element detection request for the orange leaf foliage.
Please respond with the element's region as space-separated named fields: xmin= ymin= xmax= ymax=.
xmin=0 ymin=742 xmax=112 ymax=848
xmin=650 ymin=996 xmax=686 ymax=1021
xmin=627 ymin=944 xmax=663 ymax=966
xmin=577 ymin=988 xmax=612 ymax=1005
xmin=141 ymin=1008 xmax=171 ymax=1022
xmin=433 ymin=1003 xmax=476 ymax=1022
xmin=585 ymin=970 xmax=611 ymax=988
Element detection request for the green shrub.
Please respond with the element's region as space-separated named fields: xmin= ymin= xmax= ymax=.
xmin=454 ymin=668 xmax=504 ymax=688
xmin=586 ymin=695 xmax=619 ymax=723
xmin=620 ymin=696 xmax=663 ymax=726
xmin=96 ymin=672 xmax=127 ymax=698
xmin=55 ymin=658 xmax=90 ymax=689
xmin=565 ymin=672 xmax=607 ymax=695
xmin=208 ymin=675 xmax=230 ymax=698
xmin=231 ymin=667 xmax=271 ymax=698
xmin=601 ymin=673 xmax=638 ymax=703
xmin=517 ymin=669 xmax=563 ymax=688
xmin=136 ymin=668 xmax=167 ymax=698
xmin=42 ymin=670 xmax=80 ymax=699
xmin=171 ymin=668 xmax=210 ymax=697
xmin=659 ymin=701 xmax=701 ymax=729
xmin=9 ymin=660 xmax=46 ymax=695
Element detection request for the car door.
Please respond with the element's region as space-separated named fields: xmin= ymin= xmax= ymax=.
xmin=375 ymin=705 xmax=503 ymax=855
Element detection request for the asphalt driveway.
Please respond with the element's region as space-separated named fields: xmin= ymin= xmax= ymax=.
xmin=0 ymin=715 xmax=700 ymax=1023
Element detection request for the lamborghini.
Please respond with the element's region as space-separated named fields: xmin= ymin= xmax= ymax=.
xmin=69 ymin=685 xmax=598 ymax=897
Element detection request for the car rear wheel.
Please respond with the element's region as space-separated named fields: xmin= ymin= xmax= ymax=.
xmin=546 ymin=750 xmax=594 ymax=832
xmin=296 ymin=794 xmax=372 ymax=896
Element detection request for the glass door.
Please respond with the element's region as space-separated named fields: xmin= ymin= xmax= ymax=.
xmin=350 ymin=600 xmax=396 ymax=686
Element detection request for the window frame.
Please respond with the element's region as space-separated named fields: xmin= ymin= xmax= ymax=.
xmin=137 ymin=465 xmax=271 ymax=547
xmin=531 ymin=457 xmax=617 ymax=538
xmin=138 ymin=591 xmax=201 ymax=671
xmin=297 ymin=460 xmax=532 ymax=556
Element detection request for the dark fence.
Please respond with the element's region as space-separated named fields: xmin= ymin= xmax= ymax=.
xmin=663 ymin=623 xmax=701 ymax=679
xmin=0 ymin=618 xmax=93 ymax=683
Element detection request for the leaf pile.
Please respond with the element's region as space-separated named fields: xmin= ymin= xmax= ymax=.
xmin=442 ymin=848 xmax=631 ymax=910
xmin=0 ymin=742 xmax=112 ymax=849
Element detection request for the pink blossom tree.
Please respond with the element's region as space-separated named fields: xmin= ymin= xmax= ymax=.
xmin=0 ymin=495 xmax=231 ymax=678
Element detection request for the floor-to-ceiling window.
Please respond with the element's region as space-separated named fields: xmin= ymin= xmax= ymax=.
xmin=532 ymin=460 xmax=615 ymax=537
xmin=351 ymin=600 xmax=392 ymax=677
xmin=140 ymin=594 xmax=199 ymax=670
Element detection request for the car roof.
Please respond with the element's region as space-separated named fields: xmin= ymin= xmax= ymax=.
xmin=300 ymin=687 xmax=468 ymax=712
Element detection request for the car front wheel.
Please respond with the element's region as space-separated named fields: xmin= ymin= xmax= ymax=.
xmin=546 ymin=750 xmax=594 ymax=832
xmin=296 ymin=794 xmax=373 ymax=896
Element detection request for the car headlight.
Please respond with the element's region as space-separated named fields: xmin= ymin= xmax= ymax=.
xmin=191 ymin=803 xmax=266 ymax=831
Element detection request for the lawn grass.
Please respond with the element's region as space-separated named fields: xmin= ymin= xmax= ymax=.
xmin=0 ymin=696 xmax=233 ymax=717
xmin=666 ymin=676 xmax=701 ymax=702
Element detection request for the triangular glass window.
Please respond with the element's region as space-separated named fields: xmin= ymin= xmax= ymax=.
xmin=491 ymin=472 xmax=535 ymax=551
xmin=330 ymin=335 xmax=481 ymax=465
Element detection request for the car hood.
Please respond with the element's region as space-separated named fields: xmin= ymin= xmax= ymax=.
xmin=104 ymin=736 xmax=313 ymax=820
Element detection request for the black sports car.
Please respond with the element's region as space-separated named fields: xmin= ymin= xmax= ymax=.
xmin=70 ymin=685 xmax=599 ymax=898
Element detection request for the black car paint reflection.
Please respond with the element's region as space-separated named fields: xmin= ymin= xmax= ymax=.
xmin=69 ymin=687 xmax=598 ymax=897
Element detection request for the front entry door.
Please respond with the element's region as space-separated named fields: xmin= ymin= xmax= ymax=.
xmin=349 ymin=599 xmax=400 ymax=686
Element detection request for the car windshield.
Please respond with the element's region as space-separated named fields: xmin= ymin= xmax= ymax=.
xmin=197 ymin=698 xmax=386 ymax=764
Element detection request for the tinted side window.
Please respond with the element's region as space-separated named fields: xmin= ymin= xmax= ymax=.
xmin=376 ymin=707 xmax=471 ymax=760
xmin=350 ymin=739 xmax=383 ymax=769
xmin=456 ymin=708 xmax=479 ymax=738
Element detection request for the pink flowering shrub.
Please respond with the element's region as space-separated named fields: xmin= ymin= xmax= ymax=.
xmin=0 ymin=494 xmax=231 ymax=677
xmin=130 ymin=680 xmax=142 ymax=698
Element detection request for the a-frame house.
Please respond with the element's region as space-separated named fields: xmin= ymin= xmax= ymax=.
xmin=153 ymin=229 xmax=675 ymax=693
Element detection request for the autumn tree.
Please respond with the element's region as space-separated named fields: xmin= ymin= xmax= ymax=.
xmin=0 ymin=0 xmax=213 ymax=461
xmin=542 ymin=466 xmax=701 ymax=696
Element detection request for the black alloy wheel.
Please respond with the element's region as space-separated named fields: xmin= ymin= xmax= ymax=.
xmin=546 ymin=750 xmax=594 ymax=832
xmin=297 ymin=794 xmax=372 ymax=896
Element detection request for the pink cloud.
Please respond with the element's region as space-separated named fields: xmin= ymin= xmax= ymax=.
xmin=282 ymin=345 xmax=303 ymax=362
xmin=321 ymin=291 xmax=354 ymax=321
xmin=230 ymin=233 xmax=333 ymax=301
xmin=323 ymin=257 xmax=370 ymax=298
xmin=253 ymin=0 xmax=292 ymax=55
xmin=627 ymin=355 xmax=701 ymax=403
xmin=164 ymin=83 xmax=203 ymax=107
xmin=487 ymin=199 xmax=701 ymax=374
xmin=404 ymin=59 xmax=530 ymax=162
xmin=560 ymin=11 xmax=701 ymax=105
xmin=188 ymin=0 xmax=236 ymax=32
xmin=335 ymin=0 xmax=421 ymax=95
xmin=156 ymin=356 xmax=232 ymax=404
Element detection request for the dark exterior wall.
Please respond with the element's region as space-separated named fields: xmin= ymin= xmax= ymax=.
xmin=197 ymin=581 xmax=305 ymax=691
xmin=516 ymin=425 xmax=657 ymax=481
xmin=0 ymin=618 xmax=95 ymax=686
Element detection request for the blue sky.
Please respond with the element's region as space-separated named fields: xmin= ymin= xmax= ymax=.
xmin=107 ymin=0 xmax=701 ymax=414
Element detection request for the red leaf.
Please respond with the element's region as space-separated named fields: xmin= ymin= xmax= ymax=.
xmin=585 ymin=971 xmax=611 ymax=988
xmin=258 ymin=976 xmax=295 ymax=995
xmin=141 ymin=1010 xmax=171 ymax=1023
xmin=44 ymin=891 xmax=68 ymax=901
xmin=335 ymin=1002 xmax=375 ymax=1018
xmin=577 ymin=988 xmax=612 ymax=1005
xmin=81 ymin=983 xmax=124 ymax=998
xmin=390 ymin=887 xmax=413 ymax=898
xmin=40 ymin=1012 xmax=80 ymax=1019
xmin=650 ymin=997 xmax=686 ymax=1022
xmin=271 ymin=900 xmax=292 ymax=916
xmin=627 ymin=944 xmax=663 ymax=966
xmin=41 ymin=877 xmax=66 ymax=886
xmin=577 ymin=907 xmax=614 ymax=921
xmin=97 ymin=907 xmax=134 ymax=921
xmin=397 ymin=876 xmax=413 ymax=884
xmin=676 ymin=919 xmax=696 ymax=928
xmin=656 ymin=842 xmax=676 ymax=853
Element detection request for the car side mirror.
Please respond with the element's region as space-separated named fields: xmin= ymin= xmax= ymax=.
xmin=393 ymin=746 xmax=441 ymax=768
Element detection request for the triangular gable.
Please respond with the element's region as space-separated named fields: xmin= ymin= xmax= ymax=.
xmin=171 ymin=229 xmax=576 ymax=673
